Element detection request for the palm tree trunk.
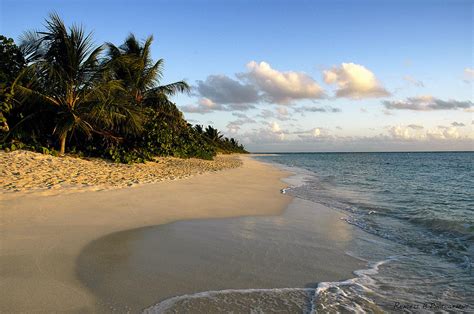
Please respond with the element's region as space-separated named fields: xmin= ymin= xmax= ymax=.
xmin=59 ymin=132 xmax=67 ymax=156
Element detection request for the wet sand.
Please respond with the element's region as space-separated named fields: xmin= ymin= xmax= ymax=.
xmin=77 ymin=198 xmax=363 ymax=312
xmin=1 ymin=155 xmax=291 ymax=312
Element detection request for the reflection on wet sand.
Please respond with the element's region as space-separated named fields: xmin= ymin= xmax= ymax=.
xmin=76 ymin=198 xmax=363 ymax=312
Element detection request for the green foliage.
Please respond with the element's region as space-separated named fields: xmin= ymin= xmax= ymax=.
xmin=1 ymin=14 xmax=247 ymax=163
xmin=0 ymin=35 xmax=26 ymax=132
xmin=0 ymin=36 xmax=25 ymax=84
xmin=9 ymin=13 xmax=146 ymax=155
xmin=200 ymin=125 xmax=247 ymax=154
xmin=0 ymin=139 xmax=59 ymax=156
xmin=142 ymin=112 xmax=216 ymax=160
xmin=95 ymin=110 xmax=217 ymax=163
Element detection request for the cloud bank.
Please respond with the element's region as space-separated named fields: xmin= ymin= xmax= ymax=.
xmin=388 ymin=125 xmax=461 ymax=140
xmin=383 ymin=96 xmax=473 ymax=111
xmin=242 ymin=123 xmax=473 ymax=152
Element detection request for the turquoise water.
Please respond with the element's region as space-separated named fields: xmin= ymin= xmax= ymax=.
xmin=256 ymin=152 xmax=473 ymax=311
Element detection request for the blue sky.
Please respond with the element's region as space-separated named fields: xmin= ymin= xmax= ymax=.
xmin=1 ymin=0 xmax=472 ymax=151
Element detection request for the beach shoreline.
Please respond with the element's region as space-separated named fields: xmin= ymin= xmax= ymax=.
xmin=1 ymin=154 xmax=294 ymax=312
xmin=1 ymin=153 xmax=362 ymax=312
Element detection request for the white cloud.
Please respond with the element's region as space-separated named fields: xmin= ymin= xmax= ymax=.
xmin=200 ymin=98 xmax=219 ymax=109
xmin=292 ymin=127 xmax=330 ymax=139
xmin=427 ymin=127 xmax=461 ymax=140
xmin=180 ymin=97 xmax=255 ymax=114
xmin=242 ymin=123 xmax=473 ymax=152
xmin=257 ymin=108 xmax=294 ymax=121
xmin=383 ymin=95 xmax=473 ymax=111
xmin=242 ymin=61 xmax=325 ymax=104
xmin=312 ymin=128 xmax=323 ymax=137
xmin=388 ymin=125 xmax=424 ymax=140
xmin=403 ymin=75 xmax=424 ymax=87
xmin=271 ymin=121 xmax=281 ymax=133
xmin=232 ymin=112 xmax=249 ymax=119
xmin=323 ymin=62 xmax=390 ymax=99
xmin=277 ymin=106 xmax=288 ymax=116
xmin=180 ymin=97 xmax=223 ymax=113
xmin=241 ymin=121 xmax=289 ymax=143
xmin=226 ymin=114 xmax=256 ymax=133
xmin=294 ymin=106 xmax=341 ymax=113
xmin=388 ymin=125 xmax=463 ymax=141
xmin=464 ymin=67 xmax=474 ymax=82
xmin=257 ymin=109 xmax=275 ymax=119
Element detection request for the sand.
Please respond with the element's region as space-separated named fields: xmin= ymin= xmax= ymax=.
xmin=1 ymin=153 xmax=361 ymax=312
xmin=0 ymin=150 xmax=242 ymax=198
xmin=1 ymin=154 xmax=292 ymax=312
xmin=77 ymin=198 xmax=363 ymax=312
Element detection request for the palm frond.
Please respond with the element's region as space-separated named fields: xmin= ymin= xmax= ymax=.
xmin=151 ymin=80 xmax=190 ymax=96
xmin=140 ymin=58 xmax=164 ymax=90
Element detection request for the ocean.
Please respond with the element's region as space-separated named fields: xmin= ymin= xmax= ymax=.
xmin=254 ymin=152 xmax=474 ymax=312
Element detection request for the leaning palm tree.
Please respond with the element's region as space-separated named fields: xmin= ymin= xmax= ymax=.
xmin=105 ymin=34 xmax=190 ymax=118
xmin=11 ymin=13 xmax=143 ymax=155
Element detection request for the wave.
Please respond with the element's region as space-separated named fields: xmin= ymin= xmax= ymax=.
xmin=143 ymin=287 xmax=314 ymax=313
xmin=408 ymin=216 xmax=473 ymax=236
xmin=270 ymin=163 xmax=473 ymax=270
xmin=314 ymin=259 xmax=394 ymax=313
xmin=250 ymin=153 xmax=474 ymax=310
xmin=143 ymin=260 xmax=393 ymax=313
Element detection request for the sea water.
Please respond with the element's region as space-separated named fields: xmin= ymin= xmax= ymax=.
xmin=256 ymin=152 xmax=474 ymax=312
xmin=143 ymin=152 xmax=473 ymax=312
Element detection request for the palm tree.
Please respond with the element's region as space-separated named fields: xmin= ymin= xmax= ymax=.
xmin=105 ymin=34 xmax=190 ymax=117
xmin=11 ymin=13 xmax=142 ymax=155
xmin=194 ymin=124 xmax=204 ymax=134
xmin=204 ymin=125 xmax=223 ymax=142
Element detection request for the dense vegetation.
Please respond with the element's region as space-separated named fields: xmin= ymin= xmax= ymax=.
xmin=0 ymin=14 xmax=247 ymax=163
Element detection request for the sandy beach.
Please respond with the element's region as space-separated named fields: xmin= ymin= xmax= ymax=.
xmin=1 ymin=150 xmax=242 ymax=198
xmin=1 ymin=152 xmax=361 ymax=312
xmin=2 ymin=2 xmax=471 ymax=311
xmin=1 ymin=153 xmax=288 ymax=312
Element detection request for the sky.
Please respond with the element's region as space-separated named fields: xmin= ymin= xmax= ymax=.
xmin=1 ymin=0 xmax=473 ymax=152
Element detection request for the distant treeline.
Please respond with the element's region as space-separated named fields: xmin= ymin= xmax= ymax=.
xmin=0 ymin=13 xmax=247 ymax=163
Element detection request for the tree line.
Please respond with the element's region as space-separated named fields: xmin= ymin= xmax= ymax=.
xmin=0 ymin=13 xmax=247 ymax=163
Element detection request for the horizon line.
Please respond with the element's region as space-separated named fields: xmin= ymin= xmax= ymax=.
xmin=250 ymin=150 xmax=474 ymax=154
